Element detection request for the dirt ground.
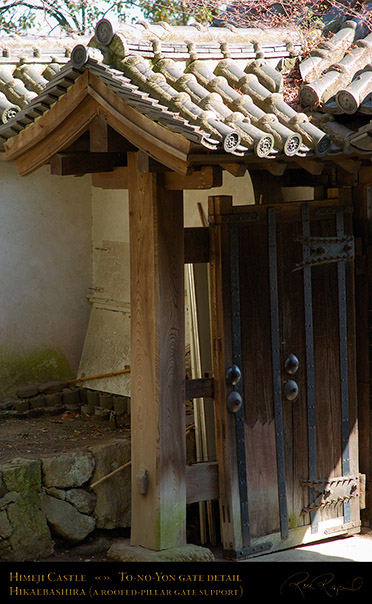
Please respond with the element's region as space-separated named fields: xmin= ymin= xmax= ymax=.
xmin=0 ymin=409 xmax=132 ymax=562
xmin=0 ymin=408 xmax=130 ymax=464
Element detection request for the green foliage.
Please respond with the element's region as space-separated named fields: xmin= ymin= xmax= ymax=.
xmin=0 ymin=0 xmax=370 ymax=34
xmin=127 ymin=0 xmax=217 ymax=25
xmin=0 ymin=0 xmax=219 ymax=34
xmin=0 ymin=0 xmax=129 ymax=34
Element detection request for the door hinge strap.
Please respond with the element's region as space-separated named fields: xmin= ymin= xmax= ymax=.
xmin=293 ymin=235 xmax=354 ymax=270
xmin=300 ymin=475 xmax=360 ymax=515
xmin=225 ymin=541 xmax=273 ymax=560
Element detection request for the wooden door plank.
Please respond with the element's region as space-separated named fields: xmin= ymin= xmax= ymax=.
xmin=128 ymin=152 xmax=186 ymax=550
xmin=209 ymin=194 xmax=245 ymax=555
xmin=277 ymin=217 xmax=309 ymax=529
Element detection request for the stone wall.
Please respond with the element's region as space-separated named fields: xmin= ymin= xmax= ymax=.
xmin=0 ymin=381 xmax=130 ymax=425
xmin=0 ymin=439 xmax=131 ymax=561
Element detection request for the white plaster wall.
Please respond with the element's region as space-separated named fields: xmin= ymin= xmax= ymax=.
xmin=0 ymin=161 xmax=92 ymax=381
xmin=78 ymin=187 xmax=131 ymax=395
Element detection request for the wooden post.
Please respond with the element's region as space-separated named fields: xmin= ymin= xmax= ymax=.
xmin=128 ymin=152 xmax=186 ymax=550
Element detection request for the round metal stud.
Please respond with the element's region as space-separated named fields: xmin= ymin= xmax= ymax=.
xmin=284 ymin=353 xmax=299 ymax=375
xmin=227 ymin=391 xmax=242 ymax=413
xmin=225 ymin=364 xmax=242 ymax=386
xmin=284 ymin=379 xmax=299 ymax=402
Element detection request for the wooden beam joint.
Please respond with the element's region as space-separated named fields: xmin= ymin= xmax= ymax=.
xmin=165 ymin=165 xmax=222 ymax=190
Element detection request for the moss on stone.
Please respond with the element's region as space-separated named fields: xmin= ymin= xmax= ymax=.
xmin=1 ymin=459 xmax=41 ymax=496
xmin=0 ymin=347 xmax=73 ymax=397
xmin=5 ymin=493 xmax=53 ymax=561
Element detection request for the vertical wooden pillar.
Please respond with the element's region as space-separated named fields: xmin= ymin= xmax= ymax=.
xmin=128 ymin=152 xmax=186 ymax=550
xmin=352 ymin=181 xmax=372 ymax=521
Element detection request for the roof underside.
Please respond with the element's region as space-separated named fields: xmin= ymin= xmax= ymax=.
xmin=2 ymin=7 xmax=372 ymax=173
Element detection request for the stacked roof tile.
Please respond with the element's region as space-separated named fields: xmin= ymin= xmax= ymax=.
xmin=1 ymin=7 xmax=372 ymax=162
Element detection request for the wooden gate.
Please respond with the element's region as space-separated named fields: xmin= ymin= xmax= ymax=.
xmin=209 ymin=194 xmax=364 ymax=559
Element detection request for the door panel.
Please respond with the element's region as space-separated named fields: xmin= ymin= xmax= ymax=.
xmin=209 ymin=195 xmax=361 ymax=559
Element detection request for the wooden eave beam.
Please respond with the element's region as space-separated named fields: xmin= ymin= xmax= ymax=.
xmin=4 ymin=70 xmax=91 ymax=164
xmin=13 ymin=97 xmax=98 ymax=176
xmin=4 ymin=70 xmax=191 ymax=176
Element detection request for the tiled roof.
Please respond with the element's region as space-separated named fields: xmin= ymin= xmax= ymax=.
xmin=1 ymin=11 xmax=372 ymax=164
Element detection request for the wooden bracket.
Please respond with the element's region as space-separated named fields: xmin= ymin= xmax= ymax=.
xmin=222 ymin=163 xmax=247 ymax=177
xmin=165 ymin=165 xmax=222 ymax=190
xmin=295 ymin=158 xmax=324 ymax=175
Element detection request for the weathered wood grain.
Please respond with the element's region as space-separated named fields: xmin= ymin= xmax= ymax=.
xmin=128 ymin=152 xmax=186 ymax=550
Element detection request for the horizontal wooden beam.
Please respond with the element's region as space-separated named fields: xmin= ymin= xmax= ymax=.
xmin=184 ymin=228 xmax=210 ymax=264
xmin=185 ymin=377 xmax=214 ymax=400
xmin=92 ymin=165 xmax=223 ymax=191
xmin=50 ymin=152 xmax=126 ymax=176
xmin=186 ymin=462 xmax=219 ymax=504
